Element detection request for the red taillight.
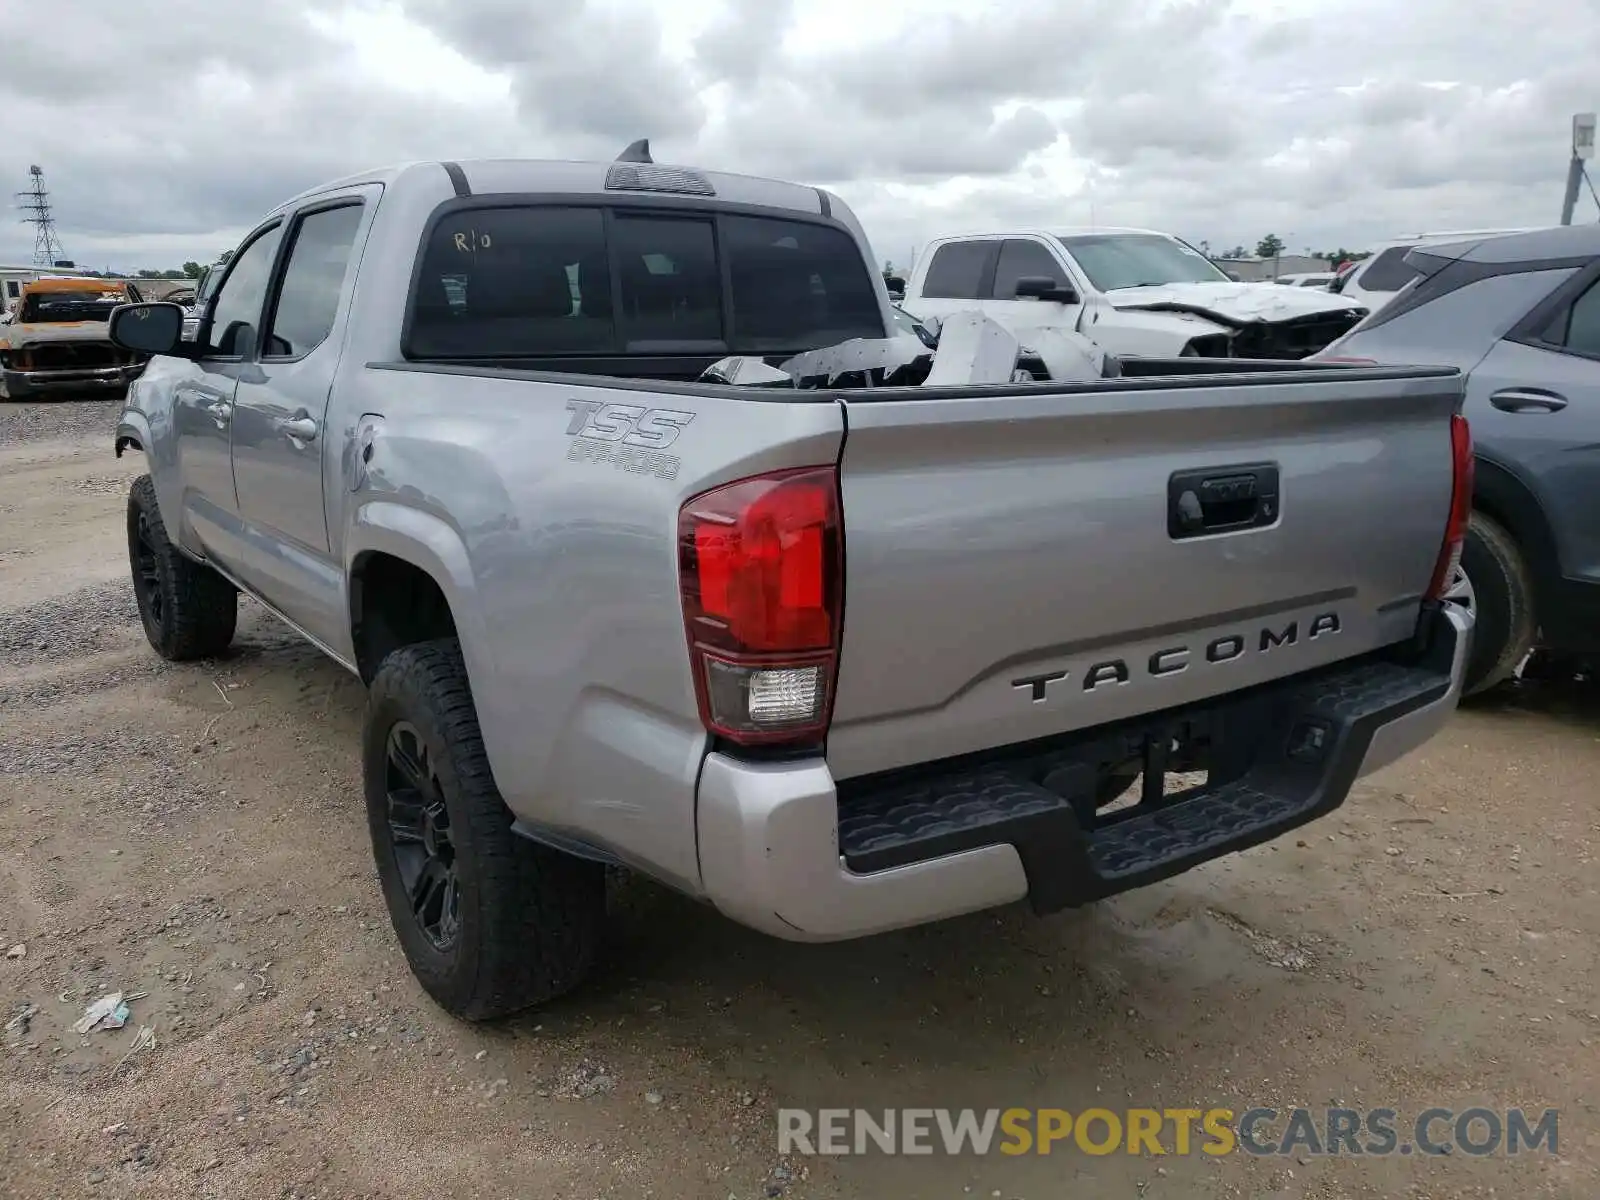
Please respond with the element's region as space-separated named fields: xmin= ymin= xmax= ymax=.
xmin=678 ymin=467 xmax=842 ymax=748
xmin=1425 ymin=413 xmax=1474 ymax=601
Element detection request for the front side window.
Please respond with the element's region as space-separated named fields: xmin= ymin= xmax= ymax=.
xmin=207 ymin=223 xmax=284 ymax=358
xmin=406 ymin=205 xmax=884 ymax=359
xmin=263 ymin=204 xmax=364 ymax=358
xmin=991 ymin=240 xmax=1069 ymax=299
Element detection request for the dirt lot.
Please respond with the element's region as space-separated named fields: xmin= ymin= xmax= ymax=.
xmin=2 ymin=399 xmax=1597 ymax=1200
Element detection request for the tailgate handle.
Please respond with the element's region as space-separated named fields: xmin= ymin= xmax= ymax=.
xmin=1168 ymin=463 xmax=1280 ymax=539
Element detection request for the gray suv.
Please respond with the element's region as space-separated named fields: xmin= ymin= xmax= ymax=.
xmin=1322 ymin=225 xmax=1600 ymax=694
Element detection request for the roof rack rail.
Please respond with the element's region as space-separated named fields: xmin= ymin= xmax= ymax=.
xmin=616 ymin=139 xmax=653 ymax=164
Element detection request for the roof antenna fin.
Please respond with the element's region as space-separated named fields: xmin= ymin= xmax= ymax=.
xmin=616 ymin=139 xmax=653 ymax=164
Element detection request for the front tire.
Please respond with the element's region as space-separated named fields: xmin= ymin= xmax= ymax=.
xmin=363 ymin=639 xmax=605 ymax=1021
xmin=1457 ymin=511 xmax=1537 ymax=697
xmin=127 ymin=474 xmax=237 ymax=660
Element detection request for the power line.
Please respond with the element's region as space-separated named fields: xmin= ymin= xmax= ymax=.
xmin=16 ymin=165 xmax=67 ymax=265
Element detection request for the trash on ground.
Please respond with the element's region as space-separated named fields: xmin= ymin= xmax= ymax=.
xmin=110 ymin=1025 xmax=158 ymax=1076
xmin=5 ymin=1004 xmax=39 ymax=1035
xmin=73 ymin=991 xmax=145 ymax=1035
xmin=5 ymin=944 xmax=24 ymax=959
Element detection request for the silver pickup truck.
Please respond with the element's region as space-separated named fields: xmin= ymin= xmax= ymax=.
xmin=106 ymin=152 xmax=1475 ymax=1021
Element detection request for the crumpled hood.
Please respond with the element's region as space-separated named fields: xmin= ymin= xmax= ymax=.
xmin=0 ymin=320 xmax=114 ymax=349
xmin=1103 ymin=281 xmax=1367 ymax=326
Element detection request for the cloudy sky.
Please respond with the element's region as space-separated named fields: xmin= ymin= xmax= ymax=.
xmin=2 ymin=0 xmax=1596 ymax=273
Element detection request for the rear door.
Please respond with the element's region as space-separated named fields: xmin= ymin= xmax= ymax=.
xmin=906 ymin=240 xmax=997 ymax=326
xmin=827 ymin=369 xmax=1464 ymax=780
xmin=230 ymin=190 xmax=374 ymax=642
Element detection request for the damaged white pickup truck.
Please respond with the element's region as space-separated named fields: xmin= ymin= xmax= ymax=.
xmin=902 ymin=227 xmax=1370 ymax=360
xmin=107 ymin=147 xmax=1473 ymax=1020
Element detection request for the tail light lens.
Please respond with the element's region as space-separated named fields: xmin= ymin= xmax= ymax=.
xmin=678 ymin=467 xmax=843 ymax=749
xmin=1425 ymin=413 xmax=1474 ymax=601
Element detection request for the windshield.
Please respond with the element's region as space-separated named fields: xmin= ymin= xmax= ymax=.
xmin=1055 ymin=233 xmax=1231 ymax=291
xmin=18 ymin=289 xmax=127 ymax=323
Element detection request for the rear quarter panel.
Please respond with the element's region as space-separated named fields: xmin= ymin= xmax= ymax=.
xmin=335 ymin=364 xmax=845 ymax=893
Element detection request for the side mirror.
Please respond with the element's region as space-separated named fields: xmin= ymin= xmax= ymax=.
xmin=1014 ymin=275 xmax=1079 ymax=304
xmin=108 ymin=302 xmax=188 ymax=357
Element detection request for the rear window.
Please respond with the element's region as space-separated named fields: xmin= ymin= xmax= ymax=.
xmin=1355 ymin=246 xmax=1423 ymax=293
xmin=406 ymin=205 xmax=883 ymax=360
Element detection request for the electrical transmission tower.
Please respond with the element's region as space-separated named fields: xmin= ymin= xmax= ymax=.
xmin=16 ymin=165 xmax=67 ymax=266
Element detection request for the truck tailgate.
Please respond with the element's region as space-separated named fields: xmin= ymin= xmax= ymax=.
xmin=826 ymin=367 xmax=1464 ymax=781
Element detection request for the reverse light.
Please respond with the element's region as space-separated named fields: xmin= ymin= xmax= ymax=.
xmin=678 ymin=467 xmax=843 ymax=749
xmin=1425 ymin=413 xmax=1474 ymax=601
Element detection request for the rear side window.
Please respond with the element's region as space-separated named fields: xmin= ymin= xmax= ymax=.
xmin=264 ymin=204 xmax=364 ymax=358
xmin=407 ymin=206 xmax=882 ymax=358
xmin=1356 ymin=246 xmax=1423 ymax=293
xmin=1536 ymin=277 xmax=1600 ymax=356
xmin=920 ymin=241 xmax=994 ymax=299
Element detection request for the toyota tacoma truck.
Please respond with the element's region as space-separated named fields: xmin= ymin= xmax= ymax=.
xmin=105 ymin=151 xmax=1474 ymax=1021
xmin=0 ymin=276 xmax=150 ymax=400
xmin=902 ymin=227 xmax=1370 ymax=360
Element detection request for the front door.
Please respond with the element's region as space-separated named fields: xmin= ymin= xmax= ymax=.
xmin=982 ymin=237 xmax=1086 ymax=344
xmin=230 ymin=195 xmax=371 ymax=644
xmin=1469 ymin=276 xmax=1600 ymax=593
xmin=176 ymin=219 xmax=285 ymax=565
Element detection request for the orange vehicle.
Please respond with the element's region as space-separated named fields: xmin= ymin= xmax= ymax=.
xmin=0 ymin=276 xmax=150 ymax=400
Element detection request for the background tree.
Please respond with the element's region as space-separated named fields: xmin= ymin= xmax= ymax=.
xmin=1255 ymin=233 xmax=1286 ymax=259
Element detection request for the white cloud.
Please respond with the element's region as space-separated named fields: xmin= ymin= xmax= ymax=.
xmin=1 ymin=0 xmax=1596 ymax=272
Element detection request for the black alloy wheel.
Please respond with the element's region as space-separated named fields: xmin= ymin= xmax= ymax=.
xmin=133 ymin=508 xmax=165 ymax=630
xmin=383 ymin=721 xmax=462 ymax=952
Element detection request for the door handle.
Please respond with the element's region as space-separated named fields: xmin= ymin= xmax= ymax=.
xmin=1490 ymin=388 xmax=1567 ymax=413
xmin=205 ymin=399 xmax=232 ymax=428
xmin=278 ymin=415 xmax=320 ymax=442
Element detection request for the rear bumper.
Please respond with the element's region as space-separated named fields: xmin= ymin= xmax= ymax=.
xmin=1 ymin=364 xmax=140 ymax=398
xmin=696 ymin=603 xmax=1471 ymax=942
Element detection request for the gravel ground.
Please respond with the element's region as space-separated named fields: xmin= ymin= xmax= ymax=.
xmin=1 ymin=399 xmax=1597 ymax=1199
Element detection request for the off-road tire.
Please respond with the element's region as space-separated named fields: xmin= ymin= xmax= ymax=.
xmin=1459 ymin=510 xmax=1537 ymax=698
xmin=127 ymin=473 xmax=237 ymax=660
xmin=364 ymin=639 xmax=605 ymax=1021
